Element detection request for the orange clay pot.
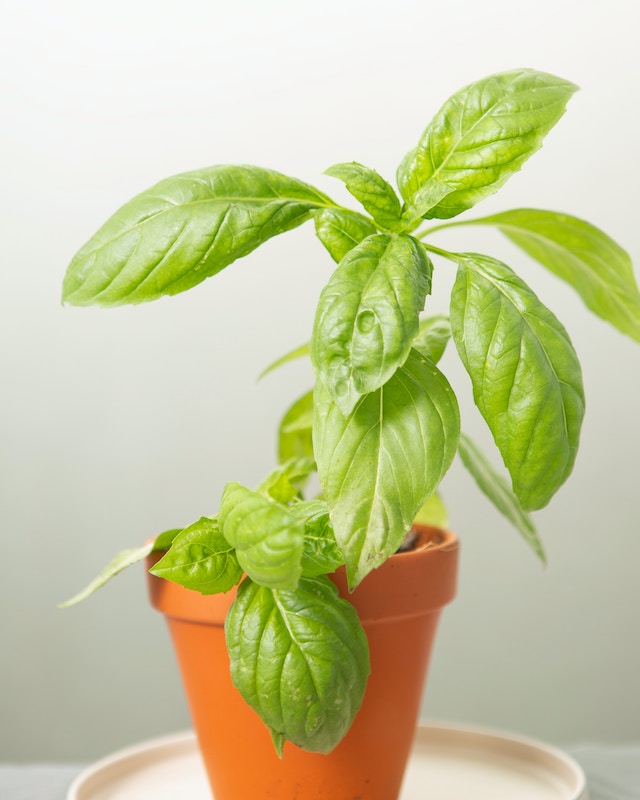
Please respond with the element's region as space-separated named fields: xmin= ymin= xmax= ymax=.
xmin=146 ymin=525 xmax=459 ymax=800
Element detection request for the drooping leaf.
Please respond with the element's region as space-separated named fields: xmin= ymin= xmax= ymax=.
xmin=398 ymin=69 xmax=578 ymax=222
xmin=325 ymin=162 xmax=403 ymax=231
xmin=457 ymin=433 xmax=545 ymax=562
xmin=58 ymin=528 xmax=182 ymax=607
xmin=289 ymin=499 xmax=344 ymax=577
xmin=312 ymin=207 xmax=377 ymax=263
xmin=219 ymin=482 xmax=305 ymax=589
xmin=259 ymin=343 xmax=310 ymax=380
xmin=450 ymin=253 xmax=584 ymax=510
xmin=412 ymin=314 xmax=451 ymax=363
xmin=149 ymin=517 xmax=243 ymax=593
xmin=225 ymin=575 xmax=370 ymax=754
xmin=311 ymin=233 xmax=433 ymax=416
xmin=63 ymin=165 xmax=335 ymax=306
xmin=257 ymin=457 xmax=316 ymax=504
xmin=278 ymin=390 xmax=315 ymax=463
xmin=463 ymin=208 xmax=640 ymax=342
xmin=314 ymin=349 xmax=460 ymax=588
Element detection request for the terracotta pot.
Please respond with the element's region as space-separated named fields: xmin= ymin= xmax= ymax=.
xmin=146 ymin=525 xmax=459 ymax=799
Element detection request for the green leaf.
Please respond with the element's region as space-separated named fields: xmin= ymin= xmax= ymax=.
xmin=150 ymin=517 xmax=243 ymax=593
xmin=219 ymin=482 xmax=305 ymax=589
xmin=463 ymin=208 xmax=640 ymax=342
xmin=259 ymin=343 xmax=310 ymax=380
xmin=398 ymin=69 xmax=578 ymax=222
xmin=314 ymin=349 xmax=460 ymax=587
xmin=289 ymin=500 xmax=344 ymax=577
xmin=457 ymin=433 xmax=545 ymax=562
xmin=311 ymin=233 xmax=433 ymax=416
xmin=413 ymin=492 xmax=449 ymax=529
xmin=62 ymin=165 xmax=335 ymax=306
xmin=450 ymin=253 xmax=584 ymax=510
xmin=257 ymin=457 xmax=316 ymax=504
xmin=225 ymin=575 xmax=370 ymax=754
xmin=278 ymin=390 xmax=315 ymax=463
xmin=312 ymin=207 xmax=377 ymax=263
xmin=58 ymin=528 xmax=182 ymax=607
xmin=325 ymin=162 xmax=403 ymax=231
xmin=412 ymin=314 xmax=451 ymax=363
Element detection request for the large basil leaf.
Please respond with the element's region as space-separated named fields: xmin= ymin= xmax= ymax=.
xmin=311 ymin=233 xmax=432 ymax=416
xmin=325 ymin=162 xmax=403 ymax=231
xmin=278 ymin=390 xmax=314 ymax=463
xmin=457 ymin=433 xmax=544 ymax=561
xmin=219 ymin=483 xmax=305 ymax=589
xmin=62 ymin=166 xmax=335 ymax=306
xmin=59 ymin=528 xmax=181 ymax=607
xmin=398 ymin=70 xmax=578 ymax=222
xmin=450 ymin=253 xmax=584 ymax=510
xmin=314 ymin=349 xmax=460 ymax=588
xmin=463 ymin=209 xmax=640 ymax=342
xmin=225 ymin=576 xmax=370 ymax=754
xmin=150 ymin=517 xmax=243 ymax=593
xmin=312 ymin=207 xmax=377 ymax=263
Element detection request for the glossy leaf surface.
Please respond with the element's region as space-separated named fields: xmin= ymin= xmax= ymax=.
xmin=467 ymin=208 xmax=640 ymax=341
xmin=311 ymin=233 xmax=432 ymax=415
xmin=219 ymin=482 xmax=304 ymax=589
xmin=150 ymin=517 xmax=243 ymax=593
xmin=457 ymin=433 xmax=544 ymax=561
xmin=63 ymin=165 xmax=334 ymax=306
xmin=314 ymin=349 xmax=460 ymax=587
xmin=325 ymin=162 xmax=403 ymax=231
xmin=398 ymin=69 xmax=578 ymax=221
xmin=225 ymin=576 xmax=369 ymax=753
xmin=450 ymin=253 xmax=584 ymax=510
xmin=312 ymin=207 xmax=377 ymax=263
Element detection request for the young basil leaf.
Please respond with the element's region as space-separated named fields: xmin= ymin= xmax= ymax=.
xmin=289 ymin=499 xmax=344 ymax=577
xmin=257 ymin=457 xmax=316 ymax=504
xmin=325 ymin=162 xmax=403 ymax=231
xmin=259 ymin=343 xmax=310 ymax=381
xmin=314 ymin=349 xmax=460 ymax=588
xmin=412 ymin=314 xmax=451 ymax=364
xmin=58 ymin=528 xmax=182 ymax=607
xmin=398 ymin=69 xmax=578 ymax=222
xmin=62 ymin=166 xmax=336 ymax=306
xmin=219 ymin=483 xmax=305 ymax=590
xmin=450 ymin=253 xmax=585 ymax=511
xmin=225 ymin=575 xmax=370 ymax=754
xmin=463 ymin=209 xmax=640 ymax=342
xmin=457 ymin=433 xmax=545 ymax=562
xmin=149 ymin=517 xmax=243 ymax=593
xmin=311 ymin=233 xmax=433 ymax=416
xmin=278 ymin=390 xmax=315 ymax=463
xmin=312 ymin=207 xmax=377 ymax=263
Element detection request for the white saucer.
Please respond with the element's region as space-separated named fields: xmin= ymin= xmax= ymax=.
xmin=68 ymin=722 xmax=587 ymax=799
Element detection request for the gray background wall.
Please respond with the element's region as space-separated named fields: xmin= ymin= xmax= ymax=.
xmin=1 ymin=0 xmax=638 ymax=762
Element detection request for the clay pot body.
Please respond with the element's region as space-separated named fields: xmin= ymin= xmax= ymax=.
xmin=146 ymin=525 xmax=459 ymax=800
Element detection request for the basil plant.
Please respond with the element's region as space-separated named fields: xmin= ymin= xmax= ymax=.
xmin=62 ymin=69 xmax=640 ymax=755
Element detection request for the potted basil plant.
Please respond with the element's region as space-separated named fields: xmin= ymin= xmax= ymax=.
xmin=62 ymin=68 xmax=640 ymax=800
